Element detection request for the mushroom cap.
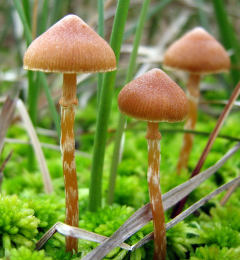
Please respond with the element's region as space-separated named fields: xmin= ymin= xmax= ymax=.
xmin=23 ymin=14 xmax=116 ymax=73
xmin=163 ymin=27 xmax=230 ymax=74
xmin=118 ymin=68 xmax=188 ymax=122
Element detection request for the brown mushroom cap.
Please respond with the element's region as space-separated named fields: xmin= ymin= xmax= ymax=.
xmin=118 ymin=68 xmax=188 ymax=122
xmin=24 ymin=14 xmax=116 ymax=73
xmin=163 ymin=27 xmax=230 ymax=74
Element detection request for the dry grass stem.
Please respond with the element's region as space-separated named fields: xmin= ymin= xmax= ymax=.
xmin=0 ymin=97 xmax=17 ymax=154
xmin=16 ymin=99 xmax=53 ymax=193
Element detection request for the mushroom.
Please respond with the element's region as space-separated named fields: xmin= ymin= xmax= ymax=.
xmin=163 ymin=27 xmax=230 ymax=174
xmin=118 ymin=68 xmax=188 ymax=259
xmin=23 ymin=14 xmax=116 ymax=253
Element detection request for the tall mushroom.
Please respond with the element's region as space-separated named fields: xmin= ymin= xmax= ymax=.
xmin=23 ymin=14 xmax=116 ymax=253
xmin=118 ymin=69 xmax=188 ymax=259
xmin=163 ymin=27 xmax=230 ymax=174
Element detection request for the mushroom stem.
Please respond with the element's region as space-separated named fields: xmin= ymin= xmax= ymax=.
xmin=177 ymin=73 xmax=201 ymax=174
xmin=146 ymin=122 xmax=166 ymax=260
xmin=59 ymin=73 xmax=79 ymax=253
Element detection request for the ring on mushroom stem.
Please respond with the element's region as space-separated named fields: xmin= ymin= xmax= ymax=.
xmin=23 ymin=14 xmax=116 ymax=253
xmin=163 ymin=27 xmax=230 ymax=176
xmin=118 ymin=68 xmax=188 ymax=260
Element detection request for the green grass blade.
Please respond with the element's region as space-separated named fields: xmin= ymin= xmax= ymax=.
xmin=196 ymin=0 xmax=210 ymax=31
xmin=13 ymin=0 xmax=37 ymax=169
xmin=51 ymin=0 xmax=68 ymax=24
xmin=107 ymin=0 xmax=151 ymax=205
xmin=213 ymin=0 xmax=240 ymax=85
xmin=27 ymin=70 xmax=38 ymax=170
xmin=89 ymin=0 xmax=130 ymax=211
xmin=38 ymin=73 xmax=61 ymax=138
xmin=38 ymin=0 xmax=49 ymax=34
xmin=124 ymin=0 xmax=173 ymax=40
xmin=12 ymin=0 xmax=32 ymax=45
xmin=22 ymin=0 xmax=31 ymax=28
xmin=12 ymin=0 xmax=61 ymax=139
xmin=97 ymin=0 xmax=104 ymax=105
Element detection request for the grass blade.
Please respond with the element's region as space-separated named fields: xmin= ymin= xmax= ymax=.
xmin=213 ymin=0 xmax=240 ymax=85
xmin=0 ymin=97 xmax=17 ymax=154
xmin=36 ymin=222 xmax=131 ymax=251
xmin=38 ymin=0 xmax=49 ymax=34
xmin=12 ymin=0 xmax=32 ymax=45
xmin=21 ymin=0 xmax=31 ymax=29
xmin=16 ymin=99 xmax=53 ymax=194
xmin=89 ymin=0 xmax=130 ymax=211
xmin=12 ymin=0 xmax=61 ymax=139
xmin=38 ymin=73 xmax=61 ymax=138
xmin=31 ymin=0 xmax=38 ymax=39
xmin=82 ymin=204 xmax=152 ymax=260
xmin=97 ymin=0 xmax=104 ymax=105
xmin=107 ymin=0 xmax=151 ymax=205
xmin=124 ymin=0 xmax=173 ymax=40
xmin=196 ymin=0 xmax=210 ymax=31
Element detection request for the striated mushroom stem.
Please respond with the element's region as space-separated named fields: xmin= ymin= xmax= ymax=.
xmin=146 ymin=122 xmax=166 ymax=260
xmin=59 ymin=73 xmax=79 ymax=253
xmin=177 ymin=73 xmax=201 ymax=174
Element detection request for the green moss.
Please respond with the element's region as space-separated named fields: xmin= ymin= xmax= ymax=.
xmin=113 ymin=175 xmax=147 ymax=207
xmin=0 ymin=195 xmax=39 ymax=256
xmin=2 ymin=246 xmax=52 ymax=260
xmin=22 ymin=193 xmax=65 ymax=232
xmin=2 ymin=172 xmax=44 ymax=195
xmin=166 ymin=222 xmax=196 ymax=260
xmin=190 ymin=245 xmax=240 ymax=260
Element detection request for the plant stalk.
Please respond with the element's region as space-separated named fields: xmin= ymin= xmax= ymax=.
xmin=89 ymin=0 xmax=130 ymax=211
xmin=213 ymin=0 xmax=240 ymax=85
xmin=97 ymin=0 xmax=104 ymax=105
xmin=59 ymin=73 xmax=79 ymax=253
xmin=177 ymin=73 xmax=201 ymax=174
xmin=13 ymin=0 xmax=61 ymax=138
xmin=146 ymin=122 xmax=166 ymax=260
xmin=32 ymin=0 xmax=38 ymax=39
xmin=107 ymin=0 xmax=151 ymax=205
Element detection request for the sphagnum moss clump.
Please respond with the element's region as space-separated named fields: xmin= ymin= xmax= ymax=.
xmin=0 ymin=195 xmax=39 ymax=254
xmin=3 ymin=246 xmax=52 ymax=260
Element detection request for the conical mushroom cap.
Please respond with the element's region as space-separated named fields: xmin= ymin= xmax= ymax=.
xmin=118 ymin=69 xmax=188 ymax=122
xmin=163 ymin=27 xmax=230 ymax=74
xmin=24 ymin=14 xmax=116 ymax=73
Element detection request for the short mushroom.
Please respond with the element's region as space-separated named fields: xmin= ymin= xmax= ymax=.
xmin=163 ymin=27 xmax=230 ymax=174
xmin=118 ymin=68 xmax=188 ymax=259
xmin=23 ymin=14 xmax=116 ymax=253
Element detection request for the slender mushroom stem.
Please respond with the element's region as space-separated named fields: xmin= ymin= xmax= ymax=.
xmin=146 ymin=122 xmax=166 ymax=260
xmin=59 ymin=73 xmax=79 ymax=253
xmin=177 ymin=73 xmax=201 ymax=174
